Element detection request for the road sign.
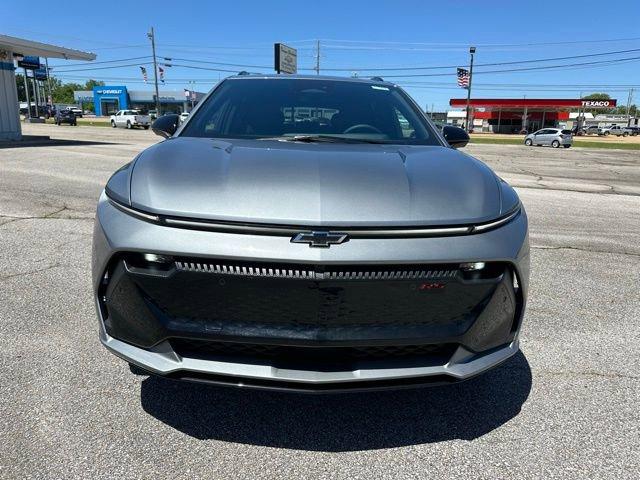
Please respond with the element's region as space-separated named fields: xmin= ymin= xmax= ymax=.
xmin=274 ymin=43 xmax=297 ymax=74
xmin=34 ymin=65 xmax=48 ymax=81
xmin=17 ymin=55 xmax=40 ymax=70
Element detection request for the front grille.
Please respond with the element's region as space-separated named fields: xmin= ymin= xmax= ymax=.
xmin=171 ymin=338 xmax=457 ymax=367
xmin=174 ymin=259 xmax=458 ymax=281
xmin=103 ymin=257 xmax=516 ymax=351
xmin=124 ymin=257 xmax=504 ymax=329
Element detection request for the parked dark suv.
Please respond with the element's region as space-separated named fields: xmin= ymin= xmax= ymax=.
xmin=55 ymin=109 xmax=77 ymax=126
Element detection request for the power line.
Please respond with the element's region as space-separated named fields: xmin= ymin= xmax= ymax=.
xmin=317 ymin=48 xmax=640 ymax=72
xmin=382 ymin=55 xmax=640 ymax=78
xmin=49 ymin=56 xmax=152 ymax=69
xmin=159 ymin=56 xmax=272 ymax=69
xmin=316 ymin=36 xmax=640 ymax=49
xmin=49 ymin=62 xmax=154 ymax=73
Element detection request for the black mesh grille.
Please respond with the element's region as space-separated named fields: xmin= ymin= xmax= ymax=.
xmin=127 ymin=259 xmax=502 ymax=329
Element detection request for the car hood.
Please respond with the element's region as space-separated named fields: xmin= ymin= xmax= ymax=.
xmin=129 ymin=137 xmax=505 ymax=227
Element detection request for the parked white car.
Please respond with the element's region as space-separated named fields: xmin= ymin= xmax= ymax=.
xmin=179 ymin=112 xmax=189 ymax=124
xmin=110 ymin=110 xmax=151 ymax=129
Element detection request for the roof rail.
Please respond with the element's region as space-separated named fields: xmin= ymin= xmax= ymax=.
xmin=237 ymin=71 xmax=251 ymax=76
xmin=370 ymin=76 xmax=385 ymax=82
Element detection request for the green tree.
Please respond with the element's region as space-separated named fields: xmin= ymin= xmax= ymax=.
xmin=15 ymin=74 xmax=105 ymax=105
xmin=15 ymin=73 xmax=27 ymax=102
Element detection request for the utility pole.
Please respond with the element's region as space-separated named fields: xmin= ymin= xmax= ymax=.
xmin=45 ymin=57 xmax=53 ymax=107
xmin=464 ymin=46 xmax=476 ymax=132
xmin=626 ymin=88 xmax=634 ymax=124
xmin=23 ymin=68 xmax=31 ymax=119
xmin=315 ymin=40 xmax=320 ymax=75
xmin=147 ymin=27 xmax=161 ymax=116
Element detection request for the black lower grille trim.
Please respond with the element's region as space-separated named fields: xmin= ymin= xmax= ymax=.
xmin=171 ymin=339 xmax=457 ymax=368
xmin=163 ymin=370 xmax=460 ymax=393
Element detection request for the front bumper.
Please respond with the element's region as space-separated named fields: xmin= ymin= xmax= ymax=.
xmin=93 ymin=193 xmax=529 ymax=391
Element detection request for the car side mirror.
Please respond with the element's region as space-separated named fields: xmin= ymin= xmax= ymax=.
xmin=442 ymin=125 xmax=470 ymax=149
xmin=152 ymin=114 xmax=180 ymax=138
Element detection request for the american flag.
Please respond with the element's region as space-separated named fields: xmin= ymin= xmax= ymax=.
xmin=140 ymin=66 xmax=147 ymax=83
xmin=457 ymin=68 xmax=470 ymax=88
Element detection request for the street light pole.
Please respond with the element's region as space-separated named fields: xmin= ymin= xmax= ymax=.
xmin=147 ymin=27 xmax=161 ymax=116
xmin=464 ymin=46 xmax=476 ymax=132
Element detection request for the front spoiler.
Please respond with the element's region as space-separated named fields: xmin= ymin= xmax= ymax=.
xmin=98 ymin=301 xmax=519 ymax=391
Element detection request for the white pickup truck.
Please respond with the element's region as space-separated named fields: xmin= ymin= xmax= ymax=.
xmin=110 ymin=110 xmax=151 ymax=129
xmin=598 ymin=125 xmax=632 ymax=137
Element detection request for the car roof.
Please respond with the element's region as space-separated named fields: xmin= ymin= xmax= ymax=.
xmin=225 ymin=73 xmax=395 ymax=87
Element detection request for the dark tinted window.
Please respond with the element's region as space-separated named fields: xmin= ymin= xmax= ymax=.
xmin=561 ymin=130 xmax=573 ymax=135
xmin=181 ymin=78 xmax=439 ymax=145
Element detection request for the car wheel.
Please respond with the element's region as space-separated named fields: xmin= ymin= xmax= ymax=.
xmin=111 ymin=121 xmax=116 ymax=128
xmin=143 ymin=126 xmax=149 ymax=130
xmin=126 ymin=121 xmax=132 ymax=129
xmin=128 ymin=363 xmax=149 ymax=376
xmin=563 ymin=145 xmax=571 ymax=148
xmin=623 ymin=132 xmax=629 ymax=137
xmin=524 ymin=138 xmax=533 ymax=146
xmin=552 ymin=140 xmax=560 ymax=148
xmin=604 ymin=131 xmax=610 ymax=136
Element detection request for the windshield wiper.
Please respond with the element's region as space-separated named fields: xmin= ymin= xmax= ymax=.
xmin=259 ymin=135 xmax=389 ymax=144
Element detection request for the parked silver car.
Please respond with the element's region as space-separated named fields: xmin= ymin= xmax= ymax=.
xmin=524 ymin=128 xmax=572 ymax=148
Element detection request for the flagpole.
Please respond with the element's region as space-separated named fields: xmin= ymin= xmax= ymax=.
xmin=465 ymin=46 xmax=476 ymax=132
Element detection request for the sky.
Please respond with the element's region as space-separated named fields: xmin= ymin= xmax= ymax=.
xmin=2 ymin=0 xmax=640 ymax=111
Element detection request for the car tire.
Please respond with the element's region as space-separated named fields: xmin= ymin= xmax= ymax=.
xmin=604 ymin=131 xmax=610 ymax=136
xmin=111 ymin=121 xmax=116 ymax=128
xmin=128 ymin=363 xmax=149 ymax=376
xmin=552 ymin=140 xmax=560 ymax=148
xmin=524 ymin=138 xmax=533 ymax=146
xmin=143 ymin=126 xmax=149 ymax=130
xmin=126 ymin=121 xmax=132 ymax=129
xmin=623 ymin=132 xmax=629 ymax=137
xmin=563 ymin=145 xmax=570 ymax=148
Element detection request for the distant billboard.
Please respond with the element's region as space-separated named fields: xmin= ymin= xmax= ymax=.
xmin=274 ymin=43 xmax=297 ymax=74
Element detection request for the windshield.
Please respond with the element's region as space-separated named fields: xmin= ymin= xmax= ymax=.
xmin=180 ymin=78 xmax=439 ymax=145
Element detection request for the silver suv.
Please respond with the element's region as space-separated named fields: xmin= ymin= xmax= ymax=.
xmin=524 ymin=128 xmax=572 ymax=148
xmin=93 ymin=75 xmax=529 ymax=392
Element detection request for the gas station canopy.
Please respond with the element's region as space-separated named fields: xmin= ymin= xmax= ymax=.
xmin=0 ymin=34 xmax=96 ymax=61
xmin=0 ymin=34 xmax=95 ymax=141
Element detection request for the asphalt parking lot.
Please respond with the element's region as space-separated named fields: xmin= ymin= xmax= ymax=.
xmin=1 ymin=123 xmax=639 ymax=479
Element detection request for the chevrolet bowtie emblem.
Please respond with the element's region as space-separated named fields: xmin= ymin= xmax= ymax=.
xmin=291 ymin=231 xmax=349 ymax=248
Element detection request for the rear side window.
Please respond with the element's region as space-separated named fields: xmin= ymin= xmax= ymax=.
xmin=561 ymin=130 xmax=572 ymax=135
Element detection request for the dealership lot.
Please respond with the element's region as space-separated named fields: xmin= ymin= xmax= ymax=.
xmin=1 ymin=124 xmax=639 ymax=479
